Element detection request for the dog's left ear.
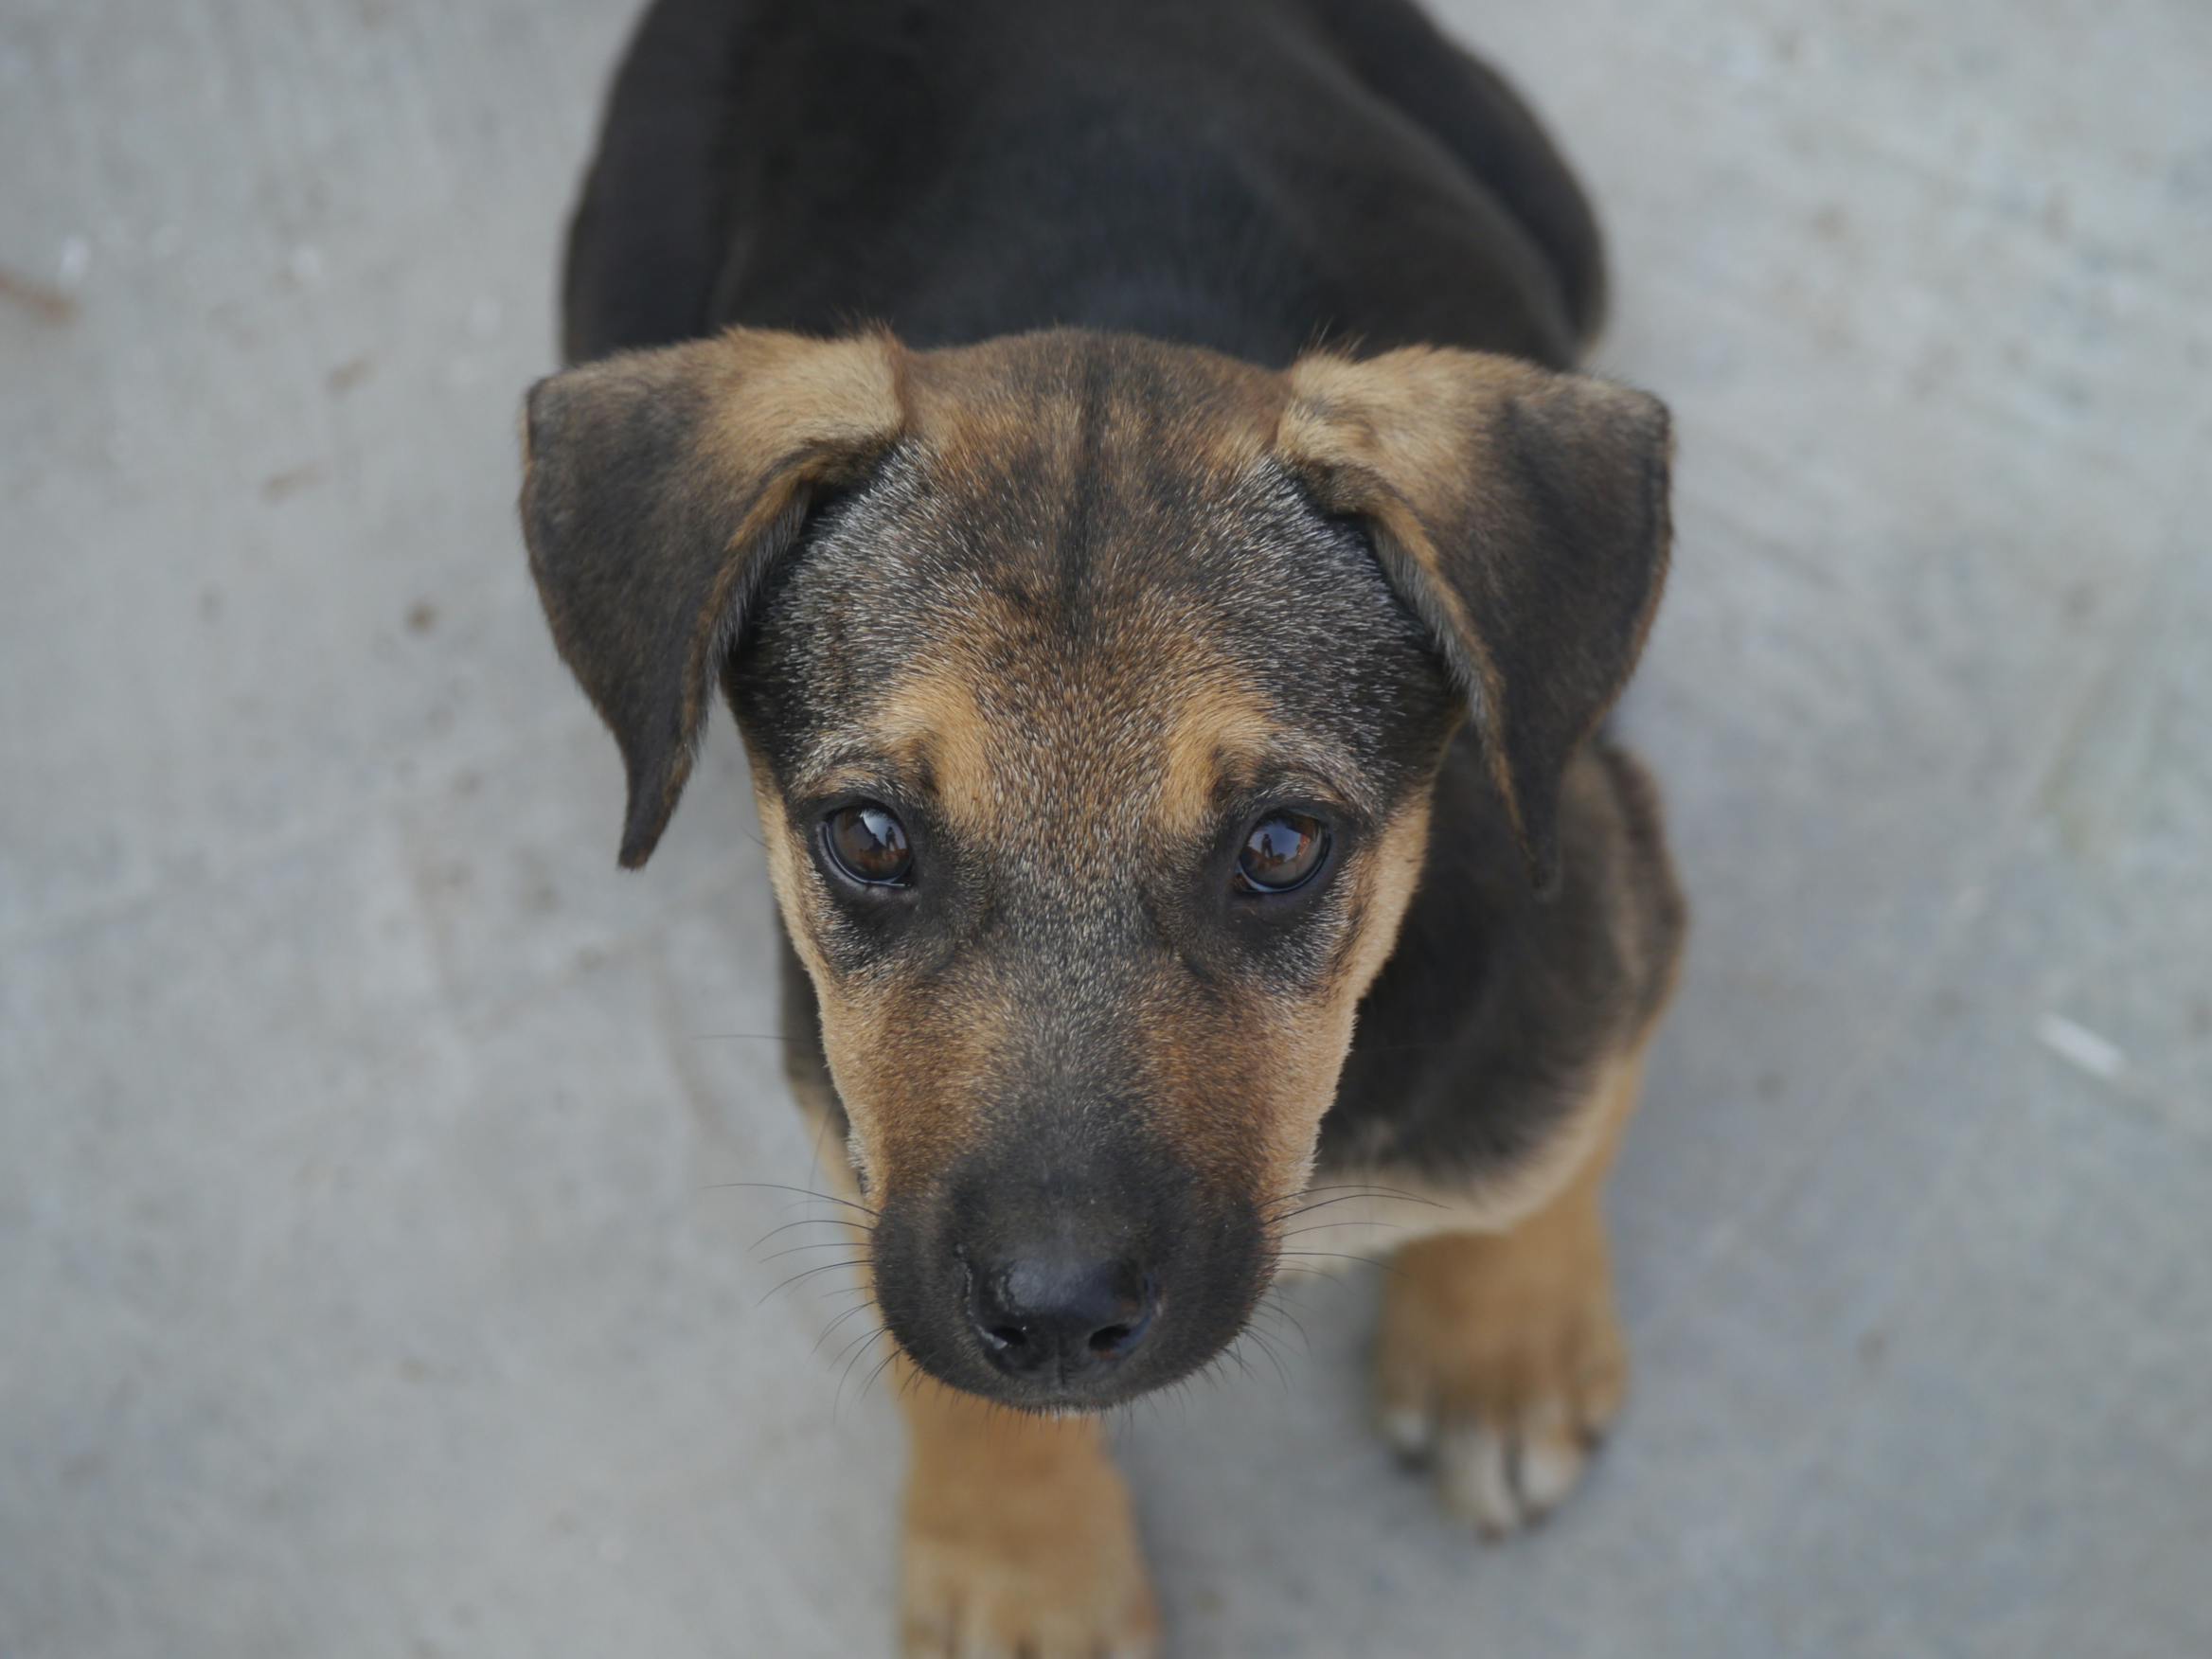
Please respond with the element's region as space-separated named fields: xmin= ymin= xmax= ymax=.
xmin=520 ymin=328 xmax=905 ymax=868
xmin=1278 ymin=347 xmax=1672 ymax=890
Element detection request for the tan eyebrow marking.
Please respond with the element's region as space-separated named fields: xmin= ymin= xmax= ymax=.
xmin=861 ymin=668 xmax=999 ymax=826
xmin=1156 ymin=673 xmax=1279 ymax=840
xmin=833 ymin=651 xmax=1377 ymax=850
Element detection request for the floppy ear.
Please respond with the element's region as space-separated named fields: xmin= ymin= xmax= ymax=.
xmin=1278 ymin=347 xmax=1671 ymax=890
xmin=519 ymin=328 xmax=905 ymax=867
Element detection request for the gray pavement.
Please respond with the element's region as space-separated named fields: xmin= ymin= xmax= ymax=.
xmin=4 ymin=0 xmax=2208 ymax=1653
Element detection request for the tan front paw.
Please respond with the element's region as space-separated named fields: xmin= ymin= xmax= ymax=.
xmin=1375 ymin=1223 xmax=1628 ymax=1538
xmin=900 ymin=1416 xmax=1160 ymax=1659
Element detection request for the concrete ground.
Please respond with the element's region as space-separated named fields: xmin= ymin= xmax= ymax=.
xmin=4 ymin=0 xmax=2208 ymax=1653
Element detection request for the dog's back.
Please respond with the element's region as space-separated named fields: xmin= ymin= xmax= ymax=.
xmin=562 ymin=0 xmax=1604 ymax=370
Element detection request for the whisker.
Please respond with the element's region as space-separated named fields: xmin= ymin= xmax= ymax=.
xmin=1221 ymin=1343 xmax=1257 ymax=1389
xmin=1242 ymin=1326 xmax=1293 ymax=1395
xmin=835 ymin=1329 xmax=892 ymax=1419
xmin=1275 ymin=1220 xmax=1407 ymax=1240
xmin=1265 ymin=1188 xmax=1446 ymax=1222
xmin=750 ymin=1215 xmax=875 ymax=1249
xmin=1265 ymin=1186 xmax=1416 ymax=1212
xmin=760 ymin=1238 xmax=879 ymax=1262
xmin=1261 ymin=1184 xmax=1443 ymax=1215
xmin=1253 ymin=1298 xmax=1311 ymax=1353
xmin=810 ymin=1299 xmax=880 ymax=1357
xmin=829 ymin=1323 xmax=883 ymax=1375
xmin=706 ymin=1180 xmax=879 ymax=1218
xmin=757 ymin=1258 xmax=870 ymax=1306
xmin=1264 ymin=1267 xmax=1365 ymax=1297
xmin=854 ymin=1347 xmax=901 ymax=1413
xmin=1275 ymin=1249 xmax=1400 ymax=1276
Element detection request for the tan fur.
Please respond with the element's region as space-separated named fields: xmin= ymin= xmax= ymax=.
xmin=1154 ymin=671 xmax=1276 ymax=841
xmin=679 ymin=332 xmax=908 ymax=767
xmin=642 ymin=329 xmax=910 ymax=698
xmin=747 ymin=774 xmax=813 ymax=975
xmin=1369 ymin=1038 xmax=1647 ymax=1536
xmin=899 ymin=1361 xmax=1161 ymax=1658
xmin=1277 ymin=348 xmax=1525 ymax=803
xmin=865 ymin=669 xmax=1001 ymax=831
xmin=1244 ymin=796 xmax=1433 ymax=1200
xmin=750 ymin=765 xmax=1000 ymax=1196
xmin=695 ymin=326 xmax=908 ymax=462
xmin=748 ymin=775 xmax=882 ymax=1180
xmin=685 ymin=331 xmax=904 ymax=737
xmin=829 ymin=972 xmax=1008 ymax=1205
xmin=1338 ymin=799 xmax=1435 ymax=1008
xmin=866 ymin=649 xmax=1349 ymax=846
xmin=905 ymin=331 xmax=1283 ymax=480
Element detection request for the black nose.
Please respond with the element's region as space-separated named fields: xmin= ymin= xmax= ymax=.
xmin=967 ymin=1252 xmax=1158 ymax=1378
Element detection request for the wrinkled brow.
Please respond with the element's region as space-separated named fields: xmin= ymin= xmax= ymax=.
xmin=785 ymin=742 xmax=923 ymax=805
xmin=784 ymin=730 xmax=1379 ymax=829
xmin=1215 ymin=744 xmax=1382 ymax=823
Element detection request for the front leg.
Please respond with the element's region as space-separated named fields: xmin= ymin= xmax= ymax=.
xmin=1371 ymin=1050 xmax=1646 ymax=1538
xmin=1375 ymin=1156 xmax=1628 ymax=1536
xmin=898 ymin=1358 xmax=1161 ymax=1659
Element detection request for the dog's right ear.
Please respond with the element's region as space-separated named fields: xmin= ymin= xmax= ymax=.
xmin=519 ymin=328 xmax=905 ymax=867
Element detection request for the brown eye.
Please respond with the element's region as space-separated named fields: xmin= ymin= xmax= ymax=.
xmin=823 ymin=801 xmax=914 ymax=886
xmin=1236 ymin=812 xmax=1330 ymax=894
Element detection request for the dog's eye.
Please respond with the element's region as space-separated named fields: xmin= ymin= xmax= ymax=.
xmin=823 ymin=801 xmax=914 ymax=886
xmin=1235 ymin=812 xmax=1330 ymax=894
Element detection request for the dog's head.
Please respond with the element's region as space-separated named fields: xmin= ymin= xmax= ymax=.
xmin=520 ymin=328 xmax=1668 ymax=1409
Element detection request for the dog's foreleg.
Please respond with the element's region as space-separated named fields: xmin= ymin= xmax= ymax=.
xmin=896 ymin=1359 xmax=1160 ymax=1658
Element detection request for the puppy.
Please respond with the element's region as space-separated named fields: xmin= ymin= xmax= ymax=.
xmin=519 ymin=1 xmax=1684 ymax=1651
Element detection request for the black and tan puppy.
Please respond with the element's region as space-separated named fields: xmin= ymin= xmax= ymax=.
xmin=520 ymin=0 xmax=1684 ymax=1650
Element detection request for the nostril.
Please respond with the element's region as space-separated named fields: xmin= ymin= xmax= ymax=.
xmin=968 ymin=1254 xmax=1156 ymax=1376
xmin=1087 ymin=1275 xmax=1157 ymax=1360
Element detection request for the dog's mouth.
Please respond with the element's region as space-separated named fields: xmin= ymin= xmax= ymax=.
xmin=867 ymin=1174 xmax=1270 ymax=1411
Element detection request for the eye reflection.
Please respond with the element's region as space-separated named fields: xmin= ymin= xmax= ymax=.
xmin=1235 ymin=812 xmax=1329 ymax=894
xmin=824 ymin=801 xmax=914 ymax=886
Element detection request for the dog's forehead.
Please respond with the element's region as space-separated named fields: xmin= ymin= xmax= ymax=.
xmin=739 ymin=336 xmax=1452 ymax=817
